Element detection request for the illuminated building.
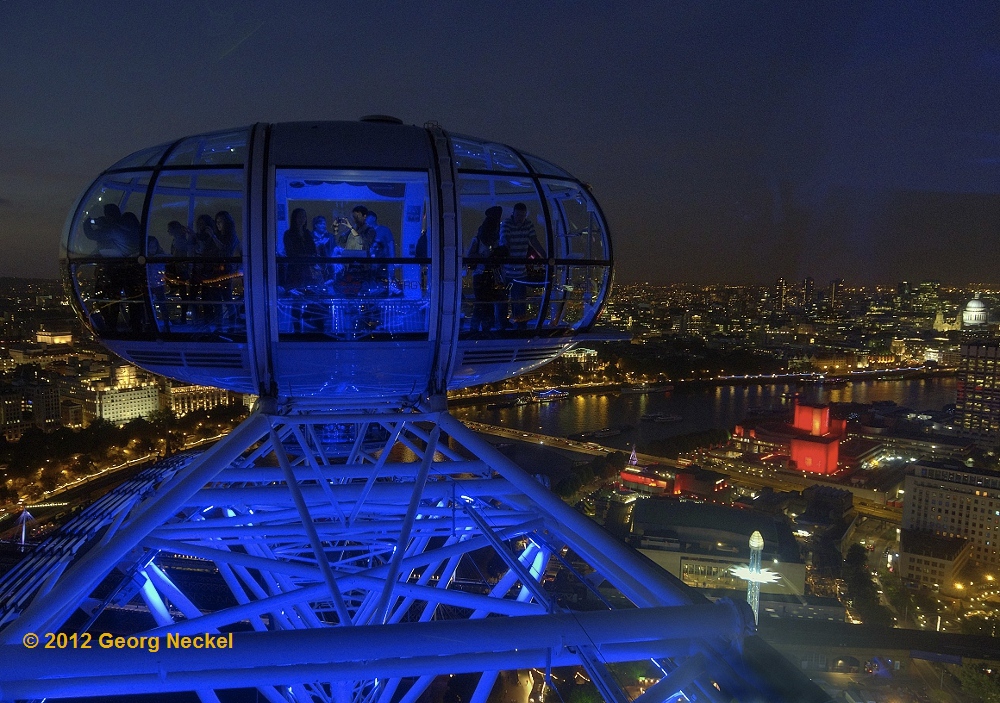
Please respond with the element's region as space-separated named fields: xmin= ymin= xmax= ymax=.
xmin=619 ymin=448 xmax=671 ymax=495
xmin=162 ymin=380 xmax=239 ymax=417
xmin=59 ymin=398 xmax=84 ymax=428
xmin=84 ymin=383 xmax=160 ymax=425
xmin=956 ymin=339 xmax=1000 ymax=448
xmin=35 ymin=329 xmax=73 ymax=345
xmin=857 ymin=430 xmax=971 ymax=463
xmin=560 ymin=346 xmax=598 ymax=369
xmin=672 ymin=466 xmax=728 ymax=498
xmin=913 ymin=279 xmax=941 ymax=314
xmin=0 ymin=120 xmax=825 ymax=702
xmin=0 ymin=387 xmax=26 ymax=440
xmin=733 ymin=399 xmax=847 ymax=475
xmin=962 ymin=293 xmax=990 ymax=331
xmin=620 ymin=469 xmax=671 ymax=494
xmin=828 ymin=278 xmax=843 ymax=309
xmin=25 ymin=380 xmax=61 ymax=429
xmin=5 ymin=342 xmax=73 ymax=367
xmin=61 ymin=363 xmax=161 ymax=426
xmin=634 ymin=500 xmax=805 ymax=595
xmin=932 ymin=309 xmax=961 ymax=332
xmin=902 ymin=460 xmax=1000 ymax=567
xmin=789 ymin=402 xmax=846 ymax=476
xmin=899 ymin=528 xmax=971 ymax=592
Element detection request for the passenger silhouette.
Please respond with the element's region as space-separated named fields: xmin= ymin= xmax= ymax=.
xmin=467 ymin=206 xmax=505 ymax=332
xmin=282 ymin=208 xmax=318 ymax=332
xmin=498 ymin=202 xmax=545 ymax=329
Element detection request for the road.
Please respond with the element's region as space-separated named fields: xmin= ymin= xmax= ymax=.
xmin=0 ymin=433 xmax=227 ymax=540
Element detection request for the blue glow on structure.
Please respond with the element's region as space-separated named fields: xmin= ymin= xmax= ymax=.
xmin=0 ymin=119 xmax=828 ymax=703
xmin=59 ymin=120 xmax=617 ymax=405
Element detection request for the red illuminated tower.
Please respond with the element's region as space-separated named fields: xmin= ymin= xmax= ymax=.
xmin=789 ymin=399 xmax=846 ymax=475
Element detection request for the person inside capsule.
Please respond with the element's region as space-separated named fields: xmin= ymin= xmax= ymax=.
xmin=282 ymin=207 xmax=321 ymax=332
xmin=165 ymin=221 xmax=195 ymax=326
xmin=498 ymin=202 xmax=546 ymax=330
xmin=211 ymin=210 xmax=241 ymax=326
xmin=333 ymin=206 xmax=376 ymax=298
xmin=83 ymin=203 xmax=145 ymax=332
xmin=365 ymin=210 xmax=399 ymax=296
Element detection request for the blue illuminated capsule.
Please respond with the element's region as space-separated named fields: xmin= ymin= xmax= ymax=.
xmin=61 ymin=119 xmax=613 ymax=402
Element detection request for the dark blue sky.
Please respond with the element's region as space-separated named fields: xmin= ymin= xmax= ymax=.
xmin=2 ymin=1 xmax=998 ymax=284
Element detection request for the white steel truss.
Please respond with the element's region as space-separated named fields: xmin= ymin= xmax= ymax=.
xmin=0 ymin=407 xmax=825 ymax=703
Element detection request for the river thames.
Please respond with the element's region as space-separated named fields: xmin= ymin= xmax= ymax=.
xmin=452 ymin=377 xmax=958 ymax=453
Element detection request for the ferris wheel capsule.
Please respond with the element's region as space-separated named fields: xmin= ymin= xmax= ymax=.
xmin=61 ymin=119 xmax=614 ymax=403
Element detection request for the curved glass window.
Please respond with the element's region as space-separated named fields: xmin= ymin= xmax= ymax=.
xmin=541 ymin=180 xmax=609 ymax=261
xmin=543 ymin=264 xmax=610 ymax=329
xmin=451 ymin=137 xmax=527 ymax=172
xmin=541 ymin=180 xmax=611 ymax=330
xmin=456 ymin=176 xmax=611 ymax=335
xmin=521 ymin=152 xmax=573 ymax=178
xmin=163 ymin=128 xmax=249 ymax=167
xmin=107 ymin=143 xmax=172 ymax=171
xmin=71 ymin=261 xmax=152 ymax=335
xmin=66 ymin=173 xmax=150 ymax=258
xmin=66 ymin=173 xmax=152 ymax=336
xmin=274 ymin=170 xmax=430 ymax=339
xmin=458 ymin=175 xmax=550 ymax=336
xmin=145 ymin=171 xmax=245 ymax=335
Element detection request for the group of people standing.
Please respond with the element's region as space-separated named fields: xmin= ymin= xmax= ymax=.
xmin=161 ymin=211 xmax=242 ymax=329
xmin=466 ymin=202 xmax=546 ymax=332
xmin=80 ymin=198 xmax=549 ymax=337
xmin=82 ymin=204 xmax=145 ymax=332
xmin=80 ymin=204 xmax=243 ymax=333
xmin=282 ymin=204 xmax=396 ymax=293
xmin=281 ymin=204 xmax=398 ymax=332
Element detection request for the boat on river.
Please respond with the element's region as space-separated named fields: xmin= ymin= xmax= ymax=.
xmin=486 ymin=395 xmax=530 ymax=409
xmin=621 ymin=384 xmax=674 ymax=394
xmin=534 ymin=388 xmax=570 ymax=402
xmin=640 ymin=412 xmax=683 ymax=423
xmin=568 ymin=424 xmax=634 ymax=441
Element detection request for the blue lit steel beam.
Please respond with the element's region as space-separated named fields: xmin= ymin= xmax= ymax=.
xmin=0 ymin=407 xmax=828 ymax=702
xmin=1 ymin=412 xmax=272 ymax=641
xmin=0 ymin=603 xmax=745 ymax=699
xmin=20 ymin=118 xmax=835 ymax=702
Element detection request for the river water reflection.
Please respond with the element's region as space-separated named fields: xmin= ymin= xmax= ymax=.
xmin=452 ymin=377 xmax=958 ymax=453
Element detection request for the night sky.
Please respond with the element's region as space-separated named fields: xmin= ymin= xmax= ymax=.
xmin=2 ymin=1 xmax=999 ymax=285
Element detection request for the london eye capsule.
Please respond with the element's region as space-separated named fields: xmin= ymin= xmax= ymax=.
xmin=61 ymin=119 xmax=614 ymax=402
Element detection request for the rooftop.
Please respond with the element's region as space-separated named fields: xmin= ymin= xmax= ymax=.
xmin=900 ymin=528 xmax=968 ymax=561
xmin=633 ymin=498 xmax=801 ymax=562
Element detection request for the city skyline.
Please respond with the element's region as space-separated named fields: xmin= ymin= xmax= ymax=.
xmin=4 ymin=7 xmax=1000 ymax=696
xmin=1 ymin=216 xmax=999 ymax=699
xmin=2 ymin=2 xmax=1000 ymax=285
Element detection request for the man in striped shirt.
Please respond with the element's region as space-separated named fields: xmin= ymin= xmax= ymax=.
xmin=499 ymin=202 xmax=546 ymax=329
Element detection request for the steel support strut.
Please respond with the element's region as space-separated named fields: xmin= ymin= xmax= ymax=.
xmin=0 ymin=406 xmax=826 ymax=703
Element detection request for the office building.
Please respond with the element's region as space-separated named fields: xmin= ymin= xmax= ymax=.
xmin=956 ymin=340 xmax=1000 ymax=449
xmin=902 ymin=460 xmax=1000 ymax=568
xmin=802 ymin=276 xmax=814 ymax=309
xmin=162 ymin=380 xmax=239 ymax=417
xmin=774 ymin=277 xmax=787 ymax=313
xmin=899 ymin=529 xmax=971 ymax=592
